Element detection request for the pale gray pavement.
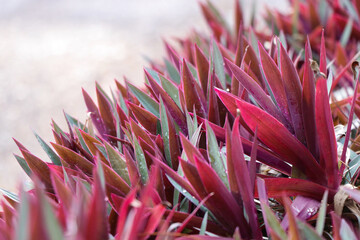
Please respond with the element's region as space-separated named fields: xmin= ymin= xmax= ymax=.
xmin=0 ymin=0 xmax=288 ymax=191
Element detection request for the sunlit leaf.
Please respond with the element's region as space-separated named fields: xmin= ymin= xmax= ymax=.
xmin=128 ymin=83 xmax=160 ymax=118
xmin=316 ymin=190 xmax=329 ymax=235
xmin=206 ymin=121 xmax=228 ymax=188
xmin=133 ymin=136 xmax=149 ymax=184
xmin=104 ymin=141 xmax=130 ymax=185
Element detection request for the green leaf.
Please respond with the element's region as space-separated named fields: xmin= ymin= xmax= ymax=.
xmin=263 ymin=204 xmax=287 ymax=240
xmin=145 ymin=67 xmax=161 ymax=83
xmin=117 ymin=90 xmax=128 ymax=115
xmin=96 ymin=157 xmax=106 ymax=190
xmin=190 ymin=124 xmax=202 ymax=147
xmin=133 ymin=137 xmax=148 ymax=183
xmin=166 ymin=175 xmax=212 ymax=217
xmin=200 ymin=211 xmax=209 ymax=235
xmin=206 ymin=121 xmax=229 ymax=188
xmin=64 ymin=112 xmax=86 ymax=130
xmin=327 ymin=69 xmax=333 ymax=95
xmin=172 ymin=187 xmax=180 ymax=210
xmin=104 ymin=142 xmax=130 ymax=185
xmin=15 ymin=188 xmax=29 ymax=240
xmin=212 ymin=41 xmax=226 ymax=88
xmin=188 ymin=63 xmax=200 ymax=83
xmin=95 ymin=144 xmax=108 ymax=159
xmin=62 ymin=166 xmax=70 ymax=184
xmin=52 ymin=120 xmax=68 ymax=139
xmin=279 ymin=31 xmax=287 ymax=50
xmin=297 ymin=220 xmax=324 ymax=240
xmin=249 ymin=28 xmax=259 ymax=57
xmin=40 ymin=189 xmax=64 ymax=240
xmin=75 ymin=128 xmax=91 ymax=154
xmin=316 ymin=190 xmax=328 ymax=235
xmin=160 ymin=98 xmax=172 ymax=167
xmin=128 ymin=83 xmax=159 ymax=118
xmin=346 ymin=154 xmax=360 ymax=183
xmin=0 ymin=188 xmax=19 ymax=202
xmin=318 ymin=0 xmax=329 ymax=25
xmin=160 ymin=75 xmax=182 ymax=110
xmin=186 ymin=109 xmax=198 ymax=140
xmin=34 ymin=132 xmax=62 ymax=166
xmin=165 ymin=59 xmax=180 ymax=84
xmin=14 ymin=155 xmax=32 ymax=177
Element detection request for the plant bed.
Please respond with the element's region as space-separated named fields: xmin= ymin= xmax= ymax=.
xmin=2 ymin=0 xmax=360 ymax=239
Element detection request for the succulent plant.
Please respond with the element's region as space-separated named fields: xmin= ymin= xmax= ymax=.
xmin=2 ymin=0 xmax=360 ymax=239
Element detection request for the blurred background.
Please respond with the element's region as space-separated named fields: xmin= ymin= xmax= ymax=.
xmin=0 ymin=0 xmax=288 ymax=191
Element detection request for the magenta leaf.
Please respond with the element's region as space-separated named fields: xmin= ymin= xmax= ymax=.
xmin=279 ymin=42 xmax=305 ymax=143
xmin=237 ymin=99 xmax=326 ymax=184
xmin=315 ymin=77 xmax=339 ymax=189
xmin=301 ymin=38 xmax=319 ymax=160
xmin=225 ymin=59 xmax=290 ymax=129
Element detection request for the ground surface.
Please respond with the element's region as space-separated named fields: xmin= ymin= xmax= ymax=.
xmin=0 ymin=0 xmax=287 ymax=191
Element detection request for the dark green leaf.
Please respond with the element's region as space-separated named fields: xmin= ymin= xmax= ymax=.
xmin=160 ymin=98 xmax=172 ymax=167
xmin=133 ymin=136 xmax=148 ymax=183
xmin=14 ymin=154 xmax=32 ymax=177
xmin=262 ymin=204 xmax=287 ymax=240
xmin=206 ymin=121 xmax=228 ymax=188
xmin=212 ymin=41 xmax=226 ymax=88
xmin=0 ymin=188 xmax=19 ymax=202
xmin=297 ymin=220 xmax=323 ymax=240
xmin=15 ymin=188 xmax=29 ymax=240
xmin=316 ymin=190 xmax=328 ymax=235
xmin=200 ymin=211 xmax=209 ymax=235
xmin=160 ymin=74 xmax=182 ymax=109
xmin=104 ymin=142 xmax=130 ymax=185
xmin=34 ymin=132 xmax=62 ymax=166
xmin=165 ymin=59 xmax=181 ymax=84
xmin=128 ymin=83 xmax=159 ymax=118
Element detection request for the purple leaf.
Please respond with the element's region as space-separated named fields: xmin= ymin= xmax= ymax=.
xmin=231 ymin=117 xmax=261 ymax=239
xmin=302 ymin=38 xmax=319 ymax=160
xmin=225 ymin=59 xmax=291 ymax=129
xmin=255 ymin=178 xmax=335 ymax=201
xmin=84 ymin=166 xmax=109 ymax=240
xmin=96 ymin=85 xmax=116 ymax=138
xmin=145 ymin=70 xmax=187 ymax=133
xmin=281 ymin=196 xmax=320 ymax=231
xmin=237 ymin=99 xmax=326 ymax=184
xmin=258 ymin=42 xmax=291 ymax=125
xmin=194 ymin=157 xmax=251 ymax=236
xmin=128 ymin=101 xmax=159 ymax=135
xmin=195 ymin=44 xmax=209 ymax=97
xmin=82 ymin=88 xmax=107 ymax=140
xmin=182 ymin=59 xmax=207 ymax=118
xmin=279 ymin=42 xmax=305 ymax=143
xmin=198 ymin=115 xmax=291 ymax=175
xmin=315 ymin=77 xmax=339 ymax=189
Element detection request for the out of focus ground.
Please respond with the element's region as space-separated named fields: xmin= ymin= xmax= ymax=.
xmin=0 ymin=0 xmax=288 ymax=191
